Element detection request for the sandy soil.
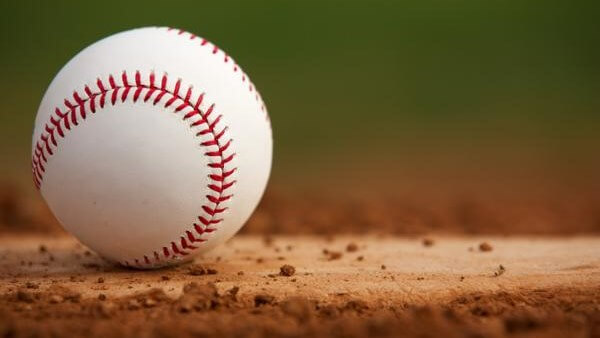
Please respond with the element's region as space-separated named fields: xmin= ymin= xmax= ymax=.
xmin=1 ymin=180 xmax=599 ymax=337
xmin=1 ymin=234 xmax=599 ymax=337
xmin=3 ymin=183 xmax=600 ymax=236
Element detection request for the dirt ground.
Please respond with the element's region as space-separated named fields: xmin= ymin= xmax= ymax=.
xmin=0 ymin=234 xmax=599 ymax=337
xmin=1 ymin=182 xmax=600 ymax=337
xmin=3 ymin=182 xmax=600 ymax=236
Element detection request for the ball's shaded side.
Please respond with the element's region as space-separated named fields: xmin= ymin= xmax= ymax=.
xmin=31 ymin=27 xmax=272 ymax=268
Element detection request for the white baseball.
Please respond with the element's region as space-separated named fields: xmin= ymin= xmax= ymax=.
xmin=31 ymin=27 xmax=272 ymax=268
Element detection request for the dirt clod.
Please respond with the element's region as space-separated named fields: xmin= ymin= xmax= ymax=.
xmin=188 ymin=265 xmax=206 ymax=276
xmin=279 ymin=264 xmax=296 ymax=277
xmin=479 ymin=242 xmax=493 ymax=252
xmin=189 ymin=265 xmax=217 ymax=276
xmin=346 ymin=242 xmax=359 ymax=252
xmin=494 ymin=264 xmax=506 ymax=277
xmin=325 ymin=251 xmax=342 ymax=261
xmin=422 ymin=238 xmax=435 ymax=247
xmin=263 ymin=236 xmax=274 ymax=247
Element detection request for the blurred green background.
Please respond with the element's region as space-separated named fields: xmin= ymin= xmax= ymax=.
xmin=1 ymin=0 xmax=599 ymax=188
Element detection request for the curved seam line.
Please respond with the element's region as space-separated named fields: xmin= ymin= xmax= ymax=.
xmin=32 ymin=70 xmax=236 ymax=267
xmin=164 ymin=27 xmax=270 ymax=122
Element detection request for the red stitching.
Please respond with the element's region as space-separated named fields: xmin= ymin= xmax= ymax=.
xmin=163 ymin=27 xmax=270 ymax=117
xmin=32 ymin=70 xmax=236 ymax=267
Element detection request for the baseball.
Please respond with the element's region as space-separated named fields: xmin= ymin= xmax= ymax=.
xmin=31 ymin=27 xmax=272 ymax=268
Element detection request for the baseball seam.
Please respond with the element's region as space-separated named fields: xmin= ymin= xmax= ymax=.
xmin=32 ymin=70 xmax=236 ymax=267
xmin=165 ymin=27 xmax=269 ymax=121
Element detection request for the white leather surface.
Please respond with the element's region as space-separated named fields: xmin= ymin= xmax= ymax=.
xmin=32 ymin=27 xmax=272 ymax=267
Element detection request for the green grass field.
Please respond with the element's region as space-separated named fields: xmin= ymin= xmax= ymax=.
xmin=1 ymin=1 xmax=599 ymax=183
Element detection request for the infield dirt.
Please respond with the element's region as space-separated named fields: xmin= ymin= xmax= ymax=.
xmin=1 ymin=234 xmax=599 ymax=337
xmin=1 ymin=183 xmax=599 ymax=337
